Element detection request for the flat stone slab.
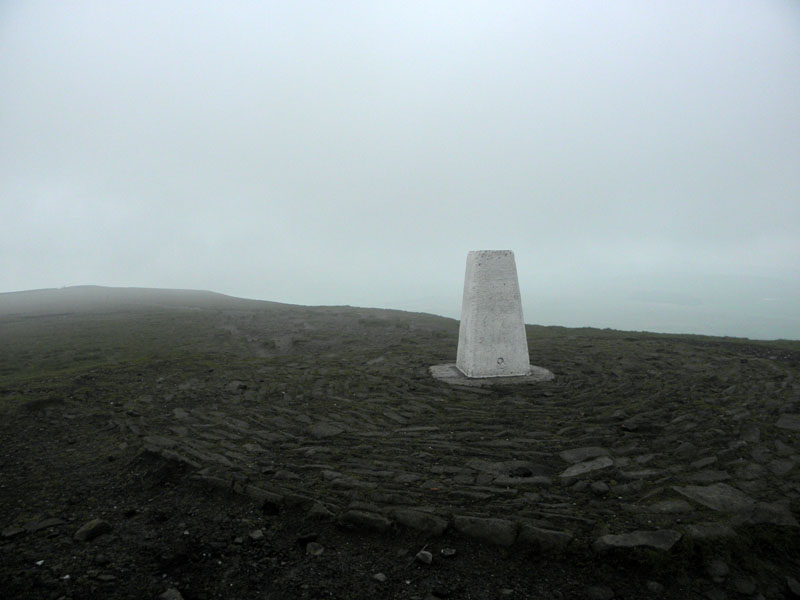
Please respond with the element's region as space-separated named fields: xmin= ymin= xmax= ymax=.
xmin=776 ymin=414 xmax=800 ymax=431
xmin=429 ymin=363 xmax=554 ymax=387
xmin=453 ymin=516 xmax=518 ymax=546
xmin=339 ymin=510 xmax=391 ymax=532
xmin=687 ymin=469 xmax=731 ymax=483
xmin=684 ymin=522 xmax=737 ymax=540
xmin=560 ymin=456 xmax=614 ymax=479
xmin=74 ymin=518 xmax=112 ymax=542
xmin=593 ymin=529 xmax=682 ymax=552
xmin=642 ymin=500 xmax=694 ymax=514
xmin=517 ymin=524 xmax=573 ymax=550
xmin=310 ymin=422 xmax=345 ymax=439
xmin=672 ymin=483 xmax=756 ymax=512
xmin=559 ymin=447 xmax=609 ymax=464
xmin=390 ymin=509 xmax=448 ymax=536
xmin=747 ymin=501 xmax=799 ymax=527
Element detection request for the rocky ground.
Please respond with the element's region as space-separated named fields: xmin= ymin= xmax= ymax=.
xmin=1 ymin=291 xmax=800 ymax=599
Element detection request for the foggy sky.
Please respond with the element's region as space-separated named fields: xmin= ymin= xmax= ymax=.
xmin=2 ymin=1 xmax=799 ymax=339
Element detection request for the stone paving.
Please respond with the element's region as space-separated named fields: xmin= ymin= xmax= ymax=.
xmin=119 ymin=310 xmax=800 ymax=553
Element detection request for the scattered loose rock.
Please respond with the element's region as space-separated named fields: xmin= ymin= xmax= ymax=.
xmin=453 ymin=516 xmax=517 ymax=546
xmin=732 ymin=576 xmax=756 ymax=595
xmin=307 ymin=502 xmax=335 ymax=519
xmin=584 ymin=584 xmax=615 ymax=599
xmin=306 ymin=542 xmax=324 ymax=556
xmin=645 ymin=580 xmax=664 ymax=593
xmin=2 ymin=526 xmax=25 ymax=539
xmin=517 ymin=524 xmax=573 ymax=551
xmin=787 ymin=576 xmax=800 ymax=597
xmin=391 ymin=508 xmax=447 ymax=536
xmin=340 ymin=510 xmax=391 ymax=532
xmin=704 ymin=587 xmax=726 ymax=600
xmin=706 ymin=559 xmax=728 ymax=582
xmin=74 ymin=518 xmax=112 ymax=542
xmin=6 ymin=301 xmax=800 ymax=600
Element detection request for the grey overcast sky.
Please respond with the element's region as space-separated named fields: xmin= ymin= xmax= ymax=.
xmin=1 ymin=1 xmax=799 ymax=339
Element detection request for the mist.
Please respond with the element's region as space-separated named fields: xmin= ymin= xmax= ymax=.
xmin=2 ymin=1 xmax=799 ymax=339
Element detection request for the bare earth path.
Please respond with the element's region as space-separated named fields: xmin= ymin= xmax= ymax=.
xmin=1 ymin=298 xmax=799 ymax=599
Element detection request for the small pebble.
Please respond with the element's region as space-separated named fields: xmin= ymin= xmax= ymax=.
xmin=73 ymin=518 xmax=112 ymax=542
xmin=733 ymin=577 xmax=756 ymax=595
xmin=297 ymin=532 xmax=319 ymax=545
xmin=704 ymin=588 xmax=726 ymax=600
xmin=706 ymin=559 xmax=729 ymax=582
xmin=585 ymin=585 xmax=614 ymax=600
xmin=306 ymin=542 xmax=324 ymax=556
xmin=415 ymin=550 xmax=433 ymax=565
xmin=2 ymin=526 xmax=25 ymax=539
xmin=787 ymin=576 xmax=800 ymax=596
xmin=786 ymin=576 xmax=800 ymax=598
xmin=440 ymin=547 xmax=457 ymax=557
xmin=373 ymin=573 xmax=387 ymax=583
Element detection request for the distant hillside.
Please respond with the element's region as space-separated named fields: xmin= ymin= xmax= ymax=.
xmin=0 ymin=285 xmax=290 ymax=316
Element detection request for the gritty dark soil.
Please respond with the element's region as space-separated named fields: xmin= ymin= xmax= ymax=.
xmin=1 ymin=289 xmax=800 ymax=599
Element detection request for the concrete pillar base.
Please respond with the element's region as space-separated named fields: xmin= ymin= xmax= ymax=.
xmin=429 ymin=363 xmax=554 ymax=387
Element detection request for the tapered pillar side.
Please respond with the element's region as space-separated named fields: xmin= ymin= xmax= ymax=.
xmin=456 ymin=250 xmax=531 ymax=378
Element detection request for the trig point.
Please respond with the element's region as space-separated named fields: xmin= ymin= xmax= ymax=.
xmin=429 ymin=250 xmax=554 ymax=386
xmin=457 ymin=250 xmax=531 ymax=377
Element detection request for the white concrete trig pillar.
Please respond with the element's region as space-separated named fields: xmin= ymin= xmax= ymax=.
xmin=456 ymin=250 xmax=531 ymax=378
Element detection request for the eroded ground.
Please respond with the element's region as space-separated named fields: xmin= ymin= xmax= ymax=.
xmin=1 ymin=301 xmax=800 ymax=599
